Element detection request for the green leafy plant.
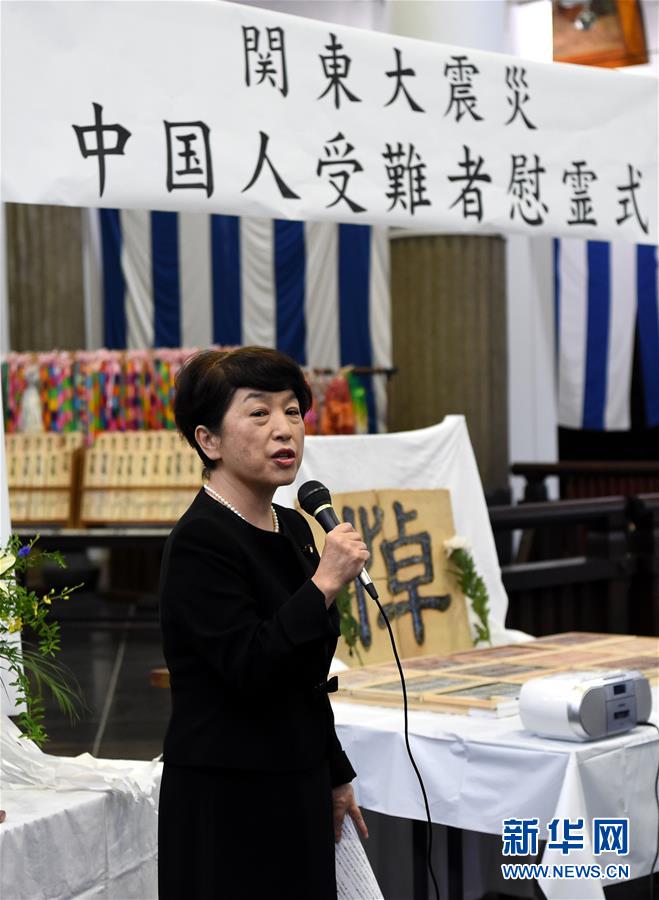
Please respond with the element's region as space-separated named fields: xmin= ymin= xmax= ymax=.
xmin=335 ymin=585 xmax=363 ymax=665
xmin=0 ymin=535 xmax=82 ymax=746
xmin=444 ymin=536 xmax=491 ymax=646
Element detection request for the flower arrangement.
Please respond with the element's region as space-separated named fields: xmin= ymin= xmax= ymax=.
xmin=0 ymin=535 xmax=81 ymax=745
xmin=444 ymin=535 xmax=492 ymax=646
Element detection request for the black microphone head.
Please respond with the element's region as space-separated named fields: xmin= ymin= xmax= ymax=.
xmin=297 ymin=480 xmax=331 ymax=516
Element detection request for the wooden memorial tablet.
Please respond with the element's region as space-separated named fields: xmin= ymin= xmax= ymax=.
xmin=301 ymin=488 xmax=473 ymax=665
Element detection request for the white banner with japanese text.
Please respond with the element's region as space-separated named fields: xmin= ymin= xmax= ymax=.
xmin=2 ymin=1 xmax=657 ymax=244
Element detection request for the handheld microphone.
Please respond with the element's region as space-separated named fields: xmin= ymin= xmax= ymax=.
xmin=297 ymin=480 xmax=379 ymax=600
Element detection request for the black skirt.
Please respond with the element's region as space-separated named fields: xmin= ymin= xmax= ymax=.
xmin=158 ymin=761 xmax=336 ymax=900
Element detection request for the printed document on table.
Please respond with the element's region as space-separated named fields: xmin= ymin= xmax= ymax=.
xmin=336 ymin=816 xmax=384 ymax=900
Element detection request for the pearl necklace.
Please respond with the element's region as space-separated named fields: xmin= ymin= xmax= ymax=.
xmin=204 ymin=484 xmax=279 ymax=533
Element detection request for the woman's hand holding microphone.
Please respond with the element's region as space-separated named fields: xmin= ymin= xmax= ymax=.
xmin=311 ymin=524 xmax=369 ymax=608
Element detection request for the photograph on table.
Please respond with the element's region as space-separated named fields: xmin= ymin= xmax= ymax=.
xmin=602 ymin=636 xmax=659 ymax=657
xmin=355 ymin=673 xmax=484 ymax=704
xmin=448 ymin=643 xmax=553 ymax=664
xmin=590 ymin=655 xmax=659 ymax=676
xmin=334 ymin=631 xmax=659 ymax=718
xmin=450 ymin=661 xmax=552 ymax=681
xmin=401 ymin=654 xmax=474 ymax=671
xmin=526 ymin=631 xmax=636 ymax=648
xmin=529 ymin=647 xmax=636 ymax=669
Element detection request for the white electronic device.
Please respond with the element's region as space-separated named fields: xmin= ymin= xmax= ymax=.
xmin=519 ymin=670 xmax=652 ymax=741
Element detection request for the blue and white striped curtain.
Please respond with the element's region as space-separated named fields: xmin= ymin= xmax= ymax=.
xmin=84 ymin=210 xmax=391 ymax=430
xmin=554 ymin=239 xmax=659 ymax=431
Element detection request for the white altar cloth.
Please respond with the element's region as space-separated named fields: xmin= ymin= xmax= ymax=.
xmin=333 ymin=691 xmax=659 ymax=899
xmin=0 ymin=779 xmax=160 ymax=900
xmin=0 ymin=717 xmax=161 ymax=900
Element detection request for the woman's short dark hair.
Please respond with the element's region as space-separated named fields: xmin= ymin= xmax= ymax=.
xmin=174 ymin=346 xmax=312 ymax=472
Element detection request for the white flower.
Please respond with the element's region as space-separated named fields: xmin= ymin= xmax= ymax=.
xmin=6 ymin=617 xmax=22 ymax=633
xmin=443 ymin=535 xmax=471 ymax=557
xmin=0 ymin=553 xmax=16 ymax=577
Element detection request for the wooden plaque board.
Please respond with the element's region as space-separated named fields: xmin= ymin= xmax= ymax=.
xmin=80 ymin=430 xmax=200 ymax=524
xmin=6 ymin=433 xmax=83 ymax=525
xmin=301 ymin=488 xmax=473 ymax=666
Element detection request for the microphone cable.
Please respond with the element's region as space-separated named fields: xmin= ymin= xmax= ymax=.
xmin=367 ymin=591 xmax=441 ymax=900
xmin=297 ymin=479 xmax=441 ymax=899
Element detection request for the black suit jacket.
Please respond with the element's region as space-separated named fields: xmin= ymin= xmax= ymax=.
xmin=159 ymin=489 xmax=355 ymax=787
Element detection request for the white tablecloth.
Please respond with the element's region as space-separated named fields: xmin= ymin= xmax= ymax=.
xmin=0 ymin=717 xmax=162 ymax=900
xmin=0 ymin=777 xmax=160 ymax=900
xmin=333 ymin=692 xmax=659 ymax=899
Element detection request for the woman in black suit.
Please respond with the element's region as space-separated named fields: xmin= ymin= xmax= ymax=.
xmin=158 ymin=346 xmax=369 ymax=899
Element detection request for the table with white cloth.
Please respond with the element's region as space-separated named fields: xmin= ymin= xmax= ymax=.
xmin=0 ymin=782 xmax=160 ymax=900
xmin=333 ymin=692 xmax=659 ymax=900
xmin=0 ymin=720 xmax=162 ymax=900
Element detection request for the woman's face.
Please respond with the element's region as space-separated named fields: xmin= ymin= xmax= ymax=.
xmin=214 ymin=387 xmax=305 ymax=493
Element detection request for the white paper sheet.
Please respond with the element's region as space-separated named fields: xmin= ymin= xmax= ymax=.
xmin=336 ymin=815 xmax=384 ymax=900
